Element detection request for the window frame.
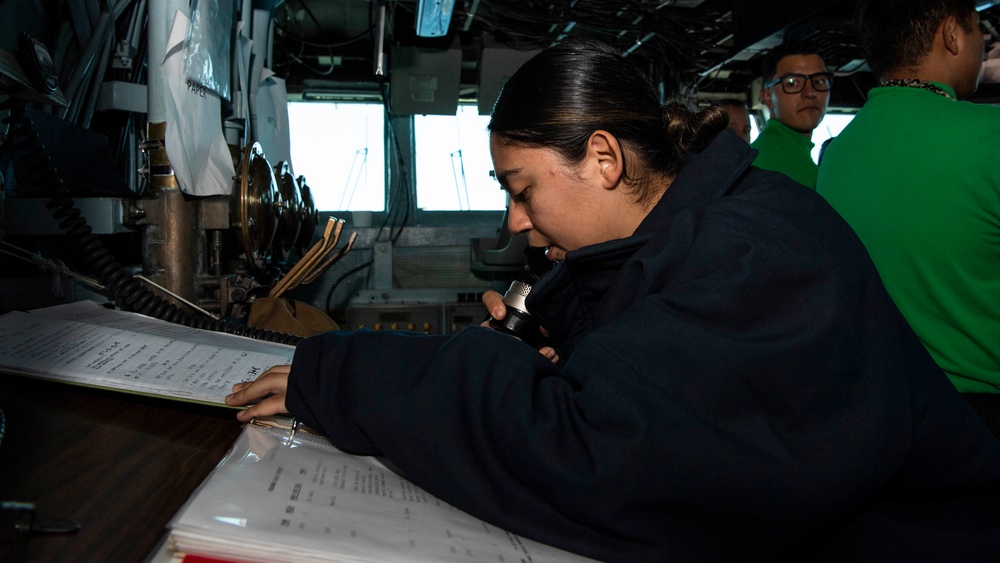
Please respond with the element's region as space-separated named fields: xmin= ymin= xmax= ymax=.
xmin=288 ymin=95 xmax=505 ymax=229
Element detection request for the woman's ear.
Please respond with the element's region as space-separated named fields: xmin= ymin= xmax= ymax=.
xmin=588 ymin=130 xmax=624 ymax=189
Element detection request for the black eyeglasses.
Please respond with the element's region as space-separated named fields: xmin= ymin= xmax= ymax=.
xmin=764 ymin=72 xmax=834 ymax=94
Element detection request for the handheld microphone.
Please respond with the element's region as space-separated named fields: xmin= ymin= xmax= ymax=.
xmin=489 ymin=281 xmax=542 ymax=346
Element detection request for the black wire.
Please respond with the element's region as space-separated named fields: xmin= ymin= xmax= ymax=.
xmin=465 ymin=0 xmax=734 ymax=75
xmin=325 ymin=259 xmax=374 ymax=316
xmin=281 ymin=51 xmax=337 ymax=76
xmin=273 ymin=0 xmax=377 ymax=78
xmin=275 ymin=21 xmax=376 ymax=49
xmin=380 ymin=81 xmax=412 ymax=244
xmin=0 ymin=99 xmax=302 ymax=346
xmin=367 ymin=4 xmax=412 ymax=246
xmin=297 ymin=0 xmax=331 ymax=37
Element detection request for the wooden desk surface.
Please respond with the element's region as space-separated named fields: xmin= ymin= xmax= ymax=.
xmin=0 ymin=375 xmax=244 ymax=562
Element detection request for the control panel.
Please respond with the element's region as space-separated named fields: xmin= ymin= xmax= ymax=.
xmin=345 ymin=294 xmax=489 ymax=335
xmin=346 ymin=305 xmax=441 ymax=334
xmin=445 ymin=301 xmax=488 ymax=334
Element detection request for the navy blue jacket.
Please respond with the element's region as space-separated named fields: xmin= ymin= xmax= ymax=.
xmin=286 ymin=130 xmax=1000 ymax=562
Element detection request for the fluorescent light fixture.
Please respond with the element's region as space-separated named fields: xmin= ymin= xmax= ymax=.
xmin=416 ymin=0 xmax=456 ymax=37
xmin=977 ymin=1 xmax=1000 ymax=10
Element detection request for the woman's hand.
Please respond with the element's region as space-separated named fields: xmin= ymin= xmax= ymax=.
xmin=481 ymin=289 xmax=506 ymax=323
xmin=225 ymin=364 xmax=292 ymax=422
xmin=480 ymin=290 xmax=560 ymax=364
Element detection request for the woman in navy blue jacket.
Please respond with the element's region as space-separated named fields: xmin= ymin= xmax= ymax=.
xmin=227 ymin=39 xmax=1000 ymax=562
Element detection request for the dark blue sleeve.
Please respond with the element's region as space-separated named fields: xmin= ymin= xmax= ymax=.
xmin=280 ymin=174 xmax=1000 ymax=562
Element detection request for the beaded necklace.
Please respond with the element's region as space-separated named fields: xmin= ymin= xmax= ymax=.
xmin=878 ymin=79 xmax=956 ymax=101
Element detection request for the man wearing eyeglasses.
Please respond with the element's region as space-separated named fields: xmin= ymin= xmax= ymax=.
xmin=751 ymin=39 xmax=832 ymax=189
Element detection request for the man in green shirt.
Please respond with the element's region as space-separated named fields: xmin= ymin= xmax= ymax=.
xmin=817 ymin=0 xmax=999 ymax=431
xmin=751 ymin=40 xmax=832 ymax=189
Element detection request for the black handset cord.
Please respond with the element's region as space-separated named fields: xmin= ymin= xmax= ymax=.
xmin=1 ymin=98 xmax=302 ymax=345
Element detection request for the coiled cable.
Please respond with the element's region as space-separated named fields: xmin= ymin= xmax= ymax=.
xmin=1 ymin=99 xmax=302 ymax=345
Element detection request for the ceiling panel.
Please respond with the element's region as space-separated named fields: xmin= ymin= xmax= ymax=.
xmin=273 ymin=0 xmax=1000 ymax=109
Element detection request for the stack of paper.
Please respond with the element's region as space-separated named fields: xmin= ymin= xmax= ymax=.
xmin=167 ymin=423 xmax=598 ymax=563
xmin=0 ymin=301 xmax=294 ymax=405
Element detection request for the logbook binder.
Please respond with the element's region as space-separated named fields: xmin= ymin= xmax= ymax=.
xmin=165 ymin=418 xmax=599 ymax=563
